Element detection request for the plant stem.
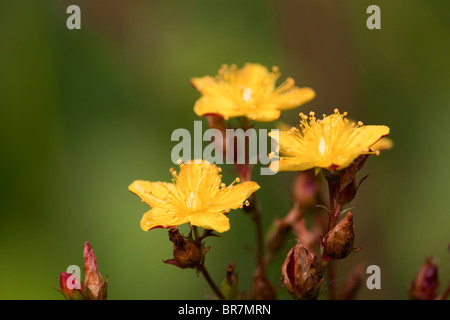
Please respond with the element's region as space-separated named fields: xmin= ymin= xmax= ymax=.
xmin=328 ymin=261 xmax=337 ymax=300
xmin=250 ymin=194 xmax=265 ymax=269
xmin=326 ymin=178 xmax=337 ymax=300
xmin=198 ymin=264 xmax=226 ymax=300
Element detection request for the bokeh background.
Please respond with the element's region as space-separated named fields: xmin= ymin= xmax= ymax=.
xmin=0 ymin=0 xmax=449 ymax=300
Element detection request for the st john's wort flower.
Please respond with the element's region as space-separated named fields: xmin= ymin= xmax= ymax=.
xmin=268 ymin=109 xmax=390 ymax=172
xmin=129 ymin=160 xmax=260 ymax=233
xmin=191 ymin=63 xmax=315 ymax=122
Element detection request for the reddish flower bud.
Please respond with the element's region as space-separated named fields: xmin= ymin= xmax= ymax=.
xmin=164 ymin=228 xmax=202 ymax=269
xmin=410 ymin=256 xmax=440 ymax=300
xmin=324 ymin=155 xmax=369 ymax=206
xmin=292 ymin=171 xmax=319 ymax=208
xmin=57 ymin=272 xmax=84 ymax=300
xmin=281 ymin=243 xmax=323 ymax=300
xmin=83 ymin=241 xmax=108 ymax=300
xmin=322 ymin=212 xmax=356 ymax=260
xmin=221 ymin=262 xmax=243 ymax=300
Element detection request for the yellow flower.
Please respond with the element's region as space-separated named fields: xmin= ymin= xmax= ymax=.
xmin=269 ymin=109 xmax=390 ymax=172
xmin=128 ymin=161 xmax=260 ymax=233
xmin=191 ymin=63 xmax=315 ymax=122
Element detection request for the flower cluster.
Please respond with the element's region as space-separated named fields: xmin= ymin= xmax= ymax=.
xmin=126 ymin=63 xmax=393 ymax=300
xmin=59 ymin=63 xmax=395 ymax=301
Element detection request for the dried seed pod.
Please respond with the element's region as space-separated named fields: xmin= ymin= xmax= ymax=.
xmin=281 ymin=243 xmax=322 ymax=300
xmin=164 ymin=228 xmax=202 ymax=269
xmin=322 ymin=212 xmax=355 ymax=260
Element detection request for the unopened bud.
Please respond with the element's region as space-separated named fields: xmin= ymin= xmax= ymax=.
xmin=409 ymin=256 xmax=439 ymax=300
xmin=292 ymin=171 xmax=319 ymax=208
xmin=281 ymin=243 xmax=323 ymax=300
xmin=57 ymin=272 xmax=84 ymax=300
xmin=221 ymin=262 xmax=240 ymax=300
xmin=164 ymin=228 xmax=202 ymax=269
xmin=83 ymin=241 xmax=108 ymax=300
xmin=324 ymin=155 xmax=369 ymax=206
xmin=322 ymin=212 xmax=356 ymax=260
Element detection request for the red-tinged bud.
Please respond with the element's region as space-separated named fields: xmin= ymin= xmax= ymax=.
xmin=83 ymin=241 xmax=108 ymax=300
xmin=281 ymin=243 xmax=323 ymax=300
xmin=221 ymin=262 xmax=243 ymax=300
xmin=292 ymin=171 xmax=319 ymax=208
xmin=322 ymin=212 xmax=356 ymax=260
xmin=164 ymin=228 xmax=202 ymax=269
xmin=409 ymin=256 xmax=440 ymax=300
xmin=57 ymin=272 xmax=84 ymax=300
xmin=324 ymin=155 xmax=369 ymax=206
xmin=251 ymin=267 xmax=276 ymax=300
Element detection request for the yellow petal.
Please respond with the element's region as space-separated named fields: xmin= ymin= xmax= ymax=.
xmin=128 ymin=180 xmax=176 ymax=208
xmin=354 ymin=125 xmax=390 ymax=149
xmin=246 ymin=109 xmax=281 ymax=122
xmin=370 ymin=137 xmax=394 ymax=152
xmin=269 ymin=129 xmax=304 ymax=156
xmin=176 ymin=161 xmax=221 ymax=195
xmin=186 ymin=211 xmax=230 ymax=233
xmin=274 ymin=87 xmax=316 ymax=110
xmin=209 ymin=181 xmax=260 ymax=210
xmin=193 ymin=96 xmax=242 ymax=118
xmin=140 ymin=208 xmax=187 ymax=231
xmin=238 ymin=63 xmax=271 ymax=88
xmin=190 ymin=76 xmax=216 ymax=94
xmin=272 ymin=158 xmax=317 ymax=172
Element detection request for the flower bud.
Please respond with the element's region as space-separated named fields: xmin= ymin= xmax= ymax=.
xmin=292 ymin=171 xmax=319 ymax=208
xmin=324 ymin=155 xmax=369 ymax=206
xmin=164 ymin=228 xmax=202 ymax=269
xmin=409 ymin=256 xmax=439 ymax=300
xmin=57 ymin=272 xmax=84 ymax=300
xmin=281 ymin=243 xmax=322 ymax=300
xmin=83 ymin=241 xmax=108 ymax=300
xmin=322 ymin=212 xmax=355 ymax=260
xmin=221 ymin=262 xmax=241 ymax=300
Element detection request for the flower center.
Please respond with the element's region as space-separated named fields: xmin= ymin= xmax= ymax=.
xmin=242 ymin=88 xmax=253 ymax=102
xmin=318 ymin=137 xmax=326 ymax=156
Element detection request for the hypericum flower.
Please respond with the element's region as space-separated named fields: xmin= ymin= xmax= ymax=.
xmin=269 ymin=109 xmax=390 ymax=172
xmin=191 ymin=63 xmax=315 ymax=122
xmin=128 ymin=161 xmax=260 ymax=233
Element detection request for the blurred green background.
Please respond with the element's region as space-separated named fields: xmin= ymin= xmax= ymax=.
xmin=0 ymin=0 xmax=449 ymax=300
